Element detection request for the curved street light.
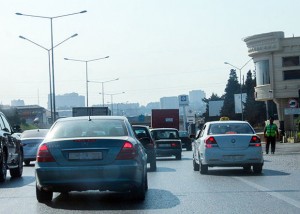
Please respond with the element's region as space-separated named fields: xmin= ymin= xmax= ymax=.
xmin=64 ymin=56 xmax=110 ymax=107
xmin=224 ymin=58 xmax=252 ymax=121
xmin=16 ymin=10 xmax=87 ymax=122
xmin=89 ymin=78 xmax=120 ymax=107
xmin=19 ymin=34 xmax=78 ymax=123
xmin=99 ymin=92 xmax=125 ymax=115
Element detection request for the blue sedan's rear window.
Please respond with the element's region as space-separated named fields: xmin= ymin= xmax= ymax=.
xmin=47 ymin=119 xmax=128 ymax=139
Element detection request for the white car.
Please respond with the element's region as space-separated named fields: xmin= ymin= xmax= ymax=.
xmin=193 ymin=120 xmax=263 ymax=174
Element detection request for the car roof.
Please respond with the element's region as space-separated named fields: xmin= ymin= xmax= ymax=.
xmin=206 ymin=120 xmax=250 ymax=125
xmin=56 ymin=116 xmax=128 ymax=122
xmin=150 ymin=128 xmax=178 ymax=131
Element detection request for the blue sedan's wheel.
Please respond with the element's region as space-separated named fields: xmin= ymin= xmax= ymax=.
xmin=36 ymin=183 xmax=53 ymax=203
xmin=0 ymin=151 xmax=7 ymax=182
xmin=131 ymin=172 xmax=147 ymax=201
xmin=253 ymin=164 xmax=263 ymax=174
xmin=199 ymin=162 xmax=208 ymax=174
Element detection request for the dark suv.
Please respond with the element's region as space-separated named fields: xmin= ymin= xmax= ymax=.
xmin=132 ymin=125 xmax=157 ymax=171
xmin=0 ymin=111 xmax=24 ymax=182
xmin=150 ymin=128 xmax=182 ymax=160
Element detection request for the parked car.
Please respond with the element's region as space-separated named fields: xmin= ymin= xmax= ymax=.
xmin=179 ymin=131 xmax=192 ymax=151
xmin=21 ymin=129 xmax=49 ymax=166
xmin=0 ymin=111 xmax=23 ymax=182
xmin=150 ymin=128 xmax=182 ymax=160
xmin=35 ymin=116 xmax=148 ymax=203
xmin=132 ymin=125 xmax=157 ymax=171
xmin=193 ymin=120 xmax=263 ymax=174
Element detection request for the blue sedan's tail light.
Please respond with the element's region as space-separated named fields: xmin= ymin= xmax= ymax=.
xmin=116 ymin=141 xmax=137 ymax=160
xmin=36 ymin=144 xmax=55 ymax=162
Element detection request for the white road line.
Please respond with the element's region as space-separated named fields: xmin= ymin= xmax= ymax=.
xmin=234 ymin=177 xmax=300 ymax=209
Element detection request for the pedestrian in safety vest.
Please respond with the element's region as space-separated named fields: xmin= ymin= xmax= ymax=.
xmin=264 ymin=116 xmax=279 ymax=154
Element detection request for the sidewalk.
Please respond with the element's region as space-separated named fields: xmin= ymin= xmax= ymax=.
xmin=261 ymin=141 xmax=300 ymax=154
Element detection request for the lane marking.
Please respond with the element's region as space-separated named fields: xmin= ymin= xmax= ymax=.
xmin=234 ymin=177 xmax=300 ymax=209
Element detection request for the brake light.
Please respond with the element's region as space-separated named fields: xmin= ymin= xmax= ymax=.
xmin=36 ymin=144 xmax=55 ymax=162
xmin=249 ymin=136 xmax=261 ymax=147
xmin=116 ymin=141 xmax=137 ymax=160
xmin=205 ymin=136 xmax=217 ymax=148
xmin=171 ymin=142 xmax=177 ymax=147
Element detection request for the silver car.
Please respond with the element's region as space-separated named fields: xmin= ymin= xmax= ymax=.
xmin=193 ymin=121 xmax=263 ymax=174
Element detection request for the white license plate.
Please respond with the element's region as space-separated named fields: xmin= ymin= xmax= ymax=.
xmin=159 ymin=144 xmax=171 ymax=147
xmin=223 ymin=155 xmax=243 ymax=161
xmin=69 ymin=152 xmax=103 ymax=160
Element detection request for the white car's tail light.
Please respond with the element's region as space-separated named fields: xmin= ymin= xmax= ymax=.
xmin=249 ymin=136 xmax=261 ymax=147
xmin=205 ymin=136 xmax=218 ymax=148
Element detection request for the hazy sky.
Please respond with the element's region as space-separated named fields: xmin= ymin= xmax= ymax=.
xmin=1 ymin=0 xmax=300 ymax=108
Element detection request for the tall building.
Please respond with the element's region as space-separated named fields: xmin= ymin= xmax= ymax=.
xmin=160 ymin=96 xmax=179 ymax=109
xmin=11 ymin=99 xmax=25 ymax=106
xmin=244 ymin=31 xmax=300 ymax=132
xmin=48 ymin=92 xmax=85 ymax=110
xmin=189 ymin=90 xmax=206 ymax=114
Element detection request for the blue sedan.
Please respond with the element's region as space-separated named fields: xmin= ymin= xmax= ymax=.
xmin=21 ymin=129 xmax=49 ymax=166
xmin=35 ymin=116 xmax=148 ymax=202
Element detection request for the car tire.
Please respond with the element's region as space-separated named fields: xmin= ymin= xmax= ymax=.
xmin=199 ymin=162 xmax=208 ymax=174
xmin=0 ymin=151 xmax=7 ymax=182
xmin=24 ymin=160 xmax=30 ymax=166
xmin=253 ymin=164 xmax=263 ymax=174
xmin=131 ymin=172 xmax=147 ymax=201
xmin=36 ymin=183 xmax=53 ymax=203
xmin=175 ymin=153 xmax=182 ymax=160
xmin=193 ymin=158 xmax=199 ymax=171
xmin=150 ymin=158 xmax=157 ymax=171
xmin=10 ymin=150 xmax=23 ymax=178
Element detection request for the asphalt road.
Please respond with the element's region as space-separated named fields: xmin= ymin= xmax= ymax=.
xmin=1 ymin=143 xmax=300 ymax=214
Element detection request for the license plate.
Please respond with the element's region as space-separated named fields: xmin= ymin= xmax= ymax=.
xmin=223 ymin=155 xmax=243 ymax=161
xmin=69 ymin=152 xmax=102 ymax=160
xmin=159 ymin=144 xmax=171 ymax=147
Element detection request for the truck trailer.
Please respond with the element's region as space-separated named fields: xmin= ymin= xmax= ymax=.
xmin=151 ymin=109 xmax=180 ymax=130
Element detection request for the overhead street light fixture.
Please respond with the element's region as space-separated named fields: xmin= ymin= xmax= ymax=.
xmin=19 ymin=33 xmax=78 ymax=123
xmin=89 ymin=78 xmax=120 ymax=107
xmin=64 ymin=56 xmax=110 ymax=107
xmin=224 ymin=58 xmax=252 ymax=121
xmin=16 ymin=10 xmax=87 ymax=122
xmin=99 ymin=92 xmax=125 ymax=115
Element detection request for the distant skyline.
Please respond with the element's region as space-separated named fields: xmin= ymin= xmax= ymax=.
xmin=2 ymin=1 xmax=299 ymax=109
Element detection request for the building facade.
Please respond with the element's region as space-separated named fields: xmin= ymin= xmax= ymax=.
xmin=244 ymin=31 xmax=300 ymax=133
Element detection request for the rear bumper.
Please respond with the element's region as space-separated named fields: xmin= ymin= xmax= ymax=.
xmin=36 ymin=164 xmax=144 ymax=192
xmin=156 ymin=148 xmax=181 ymax=157
xmin=201 ymin=148 xmax=264 ymax=166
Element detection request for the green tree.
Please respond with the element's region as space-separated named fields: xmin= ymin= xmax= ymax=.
xmin=220 ymin=69 xmax=240 ymax=120
xmin=244 ymin=70 xmax=266 ymax=127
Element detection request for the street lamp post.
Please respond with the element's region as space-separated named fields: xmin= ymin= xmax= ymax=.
xmin=99 ymin=92 xmax=125 ymax=115
xmin=19 ymin=34 xmax=78 ymax=123
xmin=89 ymin=78 xmax=120 ymax=107
xmin=16 ymin=10 xmax=87 ymax=121
xmin=64 ymin=56 xmax=109 ymax=107
xmin=224 ymin=59 xmax=252 ymax=121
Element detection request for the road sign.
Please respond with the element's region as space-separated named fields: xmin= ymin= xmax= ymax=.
xmin=284 ymin=108 xmax=300 ymax=115
xmin=288 ymin=99 xmax=298 ymax=108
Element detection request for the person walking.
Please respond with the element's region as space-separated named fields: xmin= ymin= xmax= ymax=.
xmin=264 ymin=116 xmax=279 ymax=154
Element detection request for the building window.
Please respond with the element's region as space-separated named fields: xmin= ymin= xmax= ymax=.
xmin=282 ymin=56 xmax=299 ymax=67
xmin=255 ymin=60 xmax=270 ymax=86
xmin=283 ymin=70 xmax=300 ymax=80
